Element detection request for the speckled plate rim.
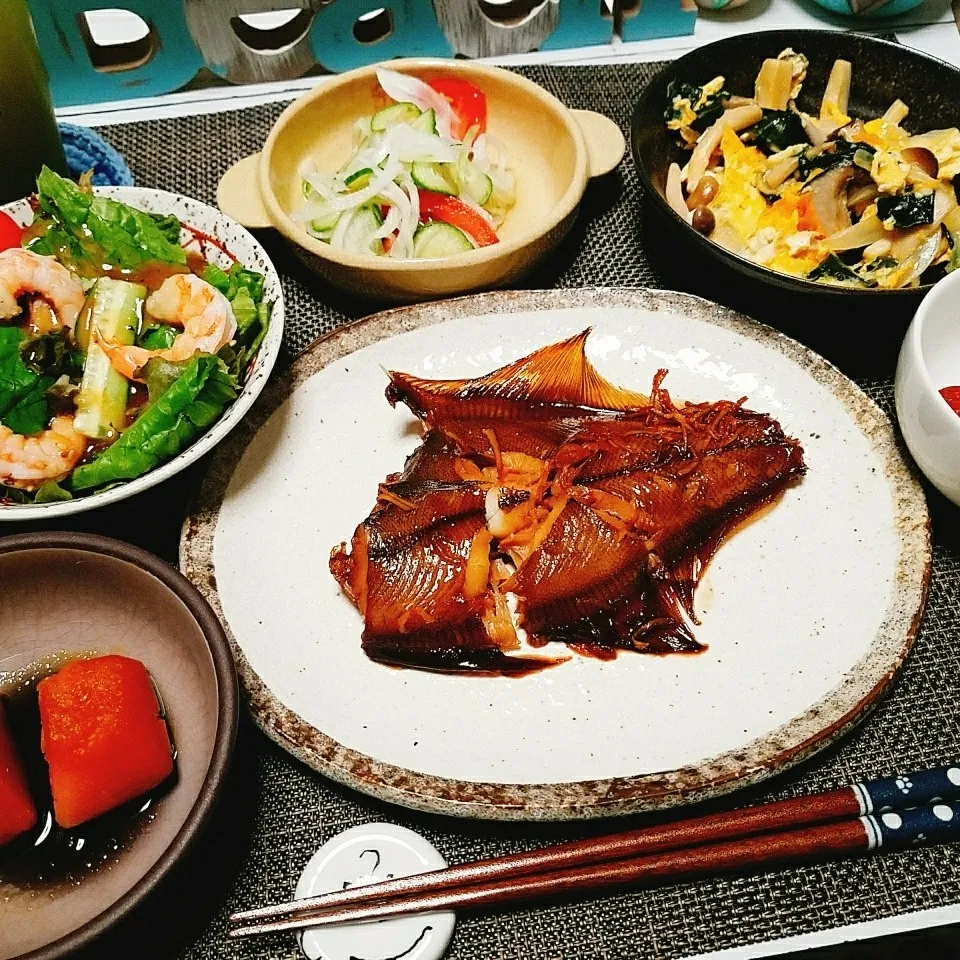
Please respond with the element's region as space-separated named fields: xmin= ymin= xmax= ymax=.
xmin=0 ymin=186 xmax=284 ymax=521
xmin=0 ymin=532 xmax=239 ymax=960
xmin=179 ymin=289 xmax=931 ymax=821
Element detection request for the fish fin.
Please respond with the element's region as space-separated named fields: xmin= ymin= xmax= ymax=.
xmin=386 ymin=330 xmax=649 ymax=418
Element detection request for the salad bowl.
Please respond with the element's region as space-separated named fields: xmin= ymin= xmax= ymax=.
xmin=217 ymin=59 xmax=625 ymax=303
xmin=0 ymin=185 xmax=284 ymax=520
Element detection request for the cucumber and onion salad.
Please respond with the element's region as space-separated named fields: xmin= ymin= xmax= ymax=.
xmin=294 ymin=70 xmax=517 ymax=259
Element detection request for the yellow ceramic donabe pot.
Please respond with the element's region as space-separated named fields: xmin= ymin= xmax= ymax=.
xmin=217 ymin=59 xmax=625 ymax=303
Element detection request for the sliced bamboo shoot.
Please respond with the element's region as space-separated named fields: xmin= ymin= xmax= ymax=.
xmin=665 ymin=163 xmax=689 ymax=219
xmin=820 ymin=60 xmax=852 ymax=123
xmin=755 ymin=59 xmax=793 ymax=111
xmin=881 ymin=99 xmax=909 ymax=127
xmin=686 ymin=105 xmax=763 ymax=190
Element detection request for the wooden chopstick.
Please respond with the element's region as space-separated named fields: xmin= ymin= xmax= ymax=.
xmin=229 ymin=799 xmax=960 ymax=938
xmin=228 ymin=764 xmax=960 ymax=939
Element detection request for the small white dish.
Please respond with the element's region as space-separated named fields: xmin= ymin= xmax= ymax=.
xmin=295 ymin=823 xmax=454 ymax=960
xmin=0 ymin=186 xmax=284 ymax=520
xmin=895 ymin=270 xmax=960 ymax=505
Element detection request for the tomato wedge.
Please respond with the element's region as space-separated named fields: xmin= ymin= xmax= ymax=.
xmin=940 ymin=386 xmax=960 ymax=416
xmin=0 ymin=211 xmax=24 ymax=252
xmin=418 ymin=191 xmax=498 ymax=247
xmin=427 ymin=77 xmax=487 ymax=142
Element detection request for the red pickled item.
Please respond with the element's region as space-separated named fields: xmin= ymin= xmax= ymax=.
xmin=426 ymin=77 xmax=487 ymax=141
xmin=38 ymin=655 xmax=173 ymax=829
xmin=0 ymin=699 xmax=37 ymax=846
xmin=939 ymin=386 xmax=960 ymax=416
xmin=418 ymin=191 xmax=499 ymax=247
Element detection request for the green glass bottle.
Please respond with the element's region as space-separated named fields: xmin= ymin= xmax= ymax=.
xmin=0 ymin=0 xmax=68 ymax=204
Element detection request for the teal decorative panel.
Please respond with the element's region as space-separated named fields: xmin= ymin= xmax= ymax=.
xmin=310 ymin=0 xmax=453 ymax=73
xmin=28 ymin=0 xmax=203 ymax=107
xmin=618 ymin=0 xmax=697 ymax=42
xmin=540 ymin=0 xmax=614 ymax=51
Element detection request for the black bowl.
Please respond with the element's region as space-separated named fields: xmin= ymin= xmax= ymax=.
xmin=631 ymin=30 xmax=960 ymax=372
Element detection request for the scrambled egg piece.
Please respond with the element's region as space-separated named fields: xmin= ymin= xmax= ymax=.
xmin=858 ymin=117 xmax=908 ymax=151
xmin=871 ymin=150 xmax=911 ymax=194
xmin=820 ymin=100 xmax=851 ymax=129
xmin=711 ymin=132 xmax=827 ymax=276
xmin=666 ymin=100 xmax=697 ymax=131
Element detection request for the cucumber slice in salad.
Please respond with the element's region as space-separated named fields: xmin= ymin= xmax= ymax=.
xmin=345 ymin=167 xmax=373 ymax=190
xmin=310 ymin=210 xmax=340 ymax=234
xmin=459 ymin=163 xmax=493 ymax=206
xmin=341 ymin=205 xmax=384 ymax=256
xmin=371 ymin=102 xmax=421 ymax=131
xmin=413 ymin=108 xmax=437 ymax=135
xmin=411 ymin=161 xmax=457 ymax=196
xmin=413 ymin=222 xmax=474 ymax=259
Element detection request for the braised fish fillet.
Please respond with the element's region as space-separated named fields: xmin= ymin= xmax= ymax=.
xmin=331 ymin=332 xmax=806 ymax=674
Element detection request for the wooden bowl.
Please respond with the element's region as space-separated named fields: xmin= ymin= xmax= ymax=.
xmin=0 ymin=533 xmax=238 ymax=960
xmin=217 ymin=59 xmax=625 ymax=303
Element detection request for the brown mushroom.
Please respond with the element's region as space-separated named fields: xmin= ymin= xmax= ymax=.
xmin=901 ymin=146 xmax=939 ymax=179
xmin=806 ymin=166 xmax=856 ymax=236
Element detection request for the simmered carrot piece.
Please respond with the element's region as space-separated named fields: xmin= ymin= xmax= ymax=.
xmin=0 ymin=699 xmax=37 ymax=847
xmin=38 ymin=655 xmax=173 ymax=829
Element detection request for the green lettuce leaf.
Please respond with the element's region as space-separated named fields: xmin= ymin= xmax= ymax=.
xmin=138 ymin=324 xmax=178 ymax=351
xmin=143 ymin=356 xmax=190 ymax=402
xmin=0 ymin=327 xmax=53 ymax=433
xmin=230 ymin=286 xmax=258 ymax=333
xmin=150 ymin=213 xmax=182 ymax=244
xmin=34 ymin=480 xmax=73 ymax=503
xmin=202 ymin=262 xmax=230 ymax=293
xmin=3 ymin=376 xmax=55 ymax=435
xmin=31 ymin=167 xmax=186 ymax=272
xmin=70 ymin=355 xmax=237 ymax=491
xmin=0 ymin=327 xmax=39 ymax=414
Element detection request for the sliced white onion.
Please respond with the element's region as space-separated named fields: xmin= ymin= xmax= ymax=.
xmin=292 ymin=157 xmax=403 ymax=221
xmin=303 ymin=171 xmax=342 ymax=201
xmin=406 ymin=178 xmax=420 ymax=229
xmin=382 ymin=123 xmax=456 ymax=163
xmin=376 ymin=68 xmax=457 ymax=140
xmin=330 ymin=208 xmax=355 ymax=249
xmin=370 ymin=204 xmax=402 ymax=244
xmin=378 ymin=180 xmax=415 ymax=259
xmin=473 ymin=133 xmax=511 ymax=173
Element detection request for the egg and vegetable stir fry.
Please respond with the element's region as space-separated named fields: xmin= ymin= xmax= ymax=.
xmin=664 ymin=50 xmax=960 ymax=288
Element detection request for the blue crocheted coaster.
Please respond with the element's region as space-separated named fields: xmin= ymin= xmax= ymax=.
xmin=59 ymin=123 xmax=134 ymax=187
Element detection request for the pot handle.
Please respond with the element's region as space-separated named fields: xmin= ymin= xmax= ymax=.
xmin=217 ymin=153 xmax=272 ymax=229
xmin=571 ymin=110 xmax=626 ymax=179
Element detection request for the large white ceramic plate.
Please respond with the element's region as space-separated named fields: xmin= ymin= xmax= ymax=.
xmin=0 ymin=187 xmax=284 ymax=520
xmin=181 ymin=290 xmax=930 ymax=820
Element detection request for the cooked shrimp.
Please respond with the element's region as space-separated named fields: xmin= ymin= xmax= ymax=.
xmin=0 ymin=416 xmax=87 ymax=489
xmin=0 ymin=249 xmax=85 ymax=331
xmin=99 ymin=274 xmax=237 ymax=380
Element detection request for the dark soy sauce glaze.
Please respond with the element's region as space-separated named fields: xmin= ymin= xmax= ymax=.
xmin=0 ymin=655 xmax=176 ymax=890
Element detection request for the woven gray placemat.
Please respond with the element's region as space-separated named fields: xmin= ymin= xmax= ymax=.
xmin=80 ymin=64 xmax=960 ymax=960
